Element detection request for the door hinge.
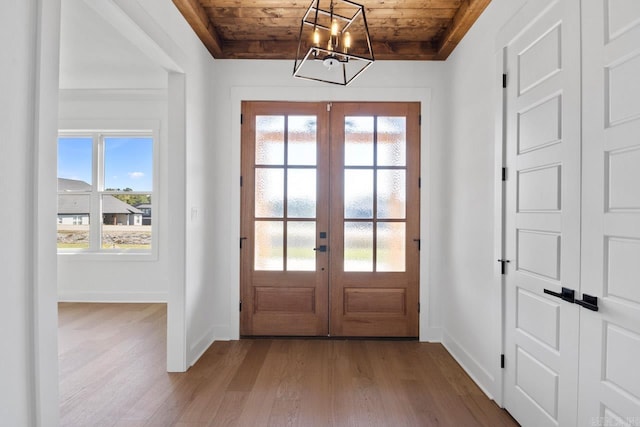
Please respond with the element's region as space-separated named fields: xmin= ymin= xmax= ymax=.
xmin=240 ymin=237 xmax=247 ymax=249
xmin=502 ymin=73 xmax=507 ymax=88
xmin=417 ymin=302 xmax=421 ymax=313
xmin=413 ymin=238 xmax=421 ymax=251
xmin=418 ymin=177 xmax=421 ymax=188
xmin=501 ymin=354 xmax=505 ymax=368
xmin=239 ymin=300 xmax=242 ymax=312
xmin=419 ymin=114 xmax=422 ymax=125
xmin=497 ymin=259 xmax=510 ymax=274
xmin=502 ymin=167 xmax=507 ymax=181
xmin=240 ymin=113 xmax=243 ymax=124
xmin=240 ymin=176 xmax=243 ymax=187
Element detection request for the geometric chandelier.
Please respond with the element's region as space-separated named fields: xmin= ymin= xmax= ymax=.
xmin=293 ymin=0 xmax=375 ymax=86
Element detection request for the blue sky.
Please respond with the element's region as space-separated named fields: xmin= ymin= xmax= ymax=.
xmin=58 ymin=136 xmax=153 ymax=191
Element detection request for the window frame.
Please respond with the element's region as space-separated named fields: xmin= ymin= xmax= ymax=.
xmin=57 ymin=121 xmax=159 ymax=260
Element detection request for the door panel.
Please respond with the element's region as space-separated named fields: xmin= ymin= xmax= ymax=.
xmin=578 ymin=1 xmax=640 ymax=424
xmin=503 ymin=0 xmax=581 ymax=425
xmin=241 ymin=101 xmax=420 ymax=337
xmin=240 ymin=102 xmax=330 ymax=336
xmin=329 ymin=102 xmax=420 ymax=337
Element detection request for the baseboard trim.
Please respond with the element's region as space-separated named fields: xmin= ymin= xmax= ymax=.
xmin=421 ymin=326 xmax=443 ymax=342
xmin=189 ymin=326 xmax=218 ymax=368
xmin=58 ymin=291 xmax=168 ymax=303
xmin=442 ymin=330 xmax=496 ymax=401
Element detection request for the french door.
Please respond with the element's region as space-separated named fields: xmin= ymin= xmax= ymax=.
xmin=240 ymin=101 xmax=420 ymax=337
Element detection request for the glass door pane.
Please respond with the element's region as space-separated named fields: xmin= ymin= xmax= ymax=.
xmin=254 ymin=114 xmax=318 ymax=272
xmin=343 ymin=115 xmax=408 ymax=272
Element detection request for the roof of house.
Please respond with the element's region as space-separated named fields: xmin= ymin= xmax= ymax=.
xmin=58 ymin=177 xmax=91 ymax=192
xmin=58 ymin=178 xmax=143 ymax=215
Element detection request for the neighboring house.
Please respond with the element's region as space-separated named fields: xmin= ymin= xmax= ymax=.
xmin=58 ymin=178 xmax=143 ymax=226
xmin=135 ymin=203 xmax=152 ymax=225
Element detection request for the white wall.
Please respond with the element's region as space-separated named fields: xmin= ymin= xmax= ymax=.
xmin=0 ymin=0 xmax=60 ymax=425
xmin=121 ymin=0 xmax=217 ymax=369
xmin=208 ymin=60 xmax=450 ymax=341
xmin=58 ymin=0 xmax=218 ymax=370
xmin=57 ymin=90 xmax=170 ymax=302
xmin=440 ymin=0 xmax=526 ymax=402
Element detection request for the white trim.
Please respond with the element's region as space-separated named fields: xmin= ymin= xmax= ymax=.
xmin=493 ymin=46 xmax=507 ymax=408
xmin=421 ymin=327 xmax=443 ymax=342
xmin=166 ymin=72 xmax=187 ymax=373
xmin=34 ymin=0 xmax=62 ymax=424
xmin=188 ymin=325 xmax=217 ymax=368
xmin=442 ymin=330 xmax=497 ymax=401
xmin=59 ymin=88 xmax=168 ymax=102
xmin=228 ymin=86 xmax=432 ymax=341
xmin=58 ymin=291 xmax=168 ymax=303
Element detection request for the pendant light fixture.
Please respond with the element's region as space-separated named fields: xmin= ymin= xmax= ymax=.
xmin=293 ymin=0 xmax=374 ymax=86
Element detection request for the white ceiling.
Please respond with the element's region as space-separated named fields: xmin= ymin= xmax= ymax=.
xmin=59 ymin=0 xmax=167 ymax=89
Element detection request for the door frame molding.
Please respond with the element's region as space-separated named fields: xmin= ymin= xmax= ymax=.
xmin=228 ymin=86 xmax=433 ymax=341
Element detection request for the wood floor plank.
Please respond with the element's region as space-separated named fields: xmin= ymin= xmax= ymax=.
xmin=59 ymin=303 xmax=519 ymax=427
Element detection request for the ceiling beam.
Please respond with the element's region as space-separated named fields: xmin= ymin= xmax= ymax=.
xmin=172 ymin=0 xmax=225 ymax=58
xmin=434 ymin=0 xmax=491 ymax=60
xmin=222 ymin=40 xmax=437 ymax=60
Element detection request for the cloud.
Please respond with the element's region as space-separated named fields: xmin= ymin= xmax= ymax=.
xmin=128 ymin=172 xmax=145 ymax=179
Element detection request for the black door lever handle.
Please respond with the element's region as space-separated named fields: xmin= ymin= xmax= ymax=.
xmin=543 ymin=287 xmax=575 ymax=303
xmin=575 ymin=294 xmax=599 ymax=311
xmin=313 ymin=245 xmax=327 ymax=252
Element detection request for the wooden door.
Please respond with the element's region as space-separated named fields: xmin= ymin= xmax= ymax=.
xmin=329 ymin=102 xmax=420 ymax=337
xmin=240 ymin=101 xmax=420 ymax=337
xmin=577 ymin=1 xmax=640 ymax=425
xmin=240 ymin=101 xmax=330 ymax=336
xmin=502 ymin=0 xmax=582 ymax=425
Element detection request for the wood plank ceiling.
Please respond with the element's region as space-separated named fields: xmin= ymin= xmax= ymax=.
xmin=172 ymin=0 xmax=492 ymax=60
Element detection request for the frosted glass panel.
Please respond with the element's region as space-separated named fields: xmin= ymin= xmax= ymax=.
xmin=287 ymin=169 xmax=316 ymax=218
xmin=345 ymin=116 xmax=374 ymax=166
xmin=345 ymin=169 xmax=373 ymax=218
xmin=255 ymin=221 xmax=283 ymax=270
xmin=377 ymin=223 xmax=406 ymax=272
xmin=344 ymin=222 xmax=373 ymax=271
xmin=255 ymin=168 xmax=284 ymax=218
xmin=256 ymin=116 xmax=284 ymax=165
xmin=287 ymin=221 xmax=316 ymax=271
xmin=377 ymin=117 xmax=406 ymax=166
xmin=288 ymin=116 xmax=317 ymax=166
xmin=377 ymin=170 xmax=406 ymax=219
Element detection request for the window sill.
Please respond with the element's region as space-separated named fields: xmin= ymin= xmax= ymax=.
xmin=57 ymin=250 xmax=158 ymax=262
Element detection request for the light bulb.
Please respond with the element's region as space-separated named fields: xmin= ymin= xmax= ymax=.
xmin=313 ymin=28 xmax=320 ymax=46
xmin=331 ymin=19 xmax=338 ymax=36
xmin=344 ymin=32 xmax=351 ymax=51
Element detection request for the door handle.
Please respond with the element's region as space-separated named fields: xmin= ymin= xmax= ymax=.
xmin=313 ymin=245 xmax=327 ymax=252
xmin=543 ymin=287 xmax=575 ymax=303
xmin=575 ymin=293 xmax=599 ymax=311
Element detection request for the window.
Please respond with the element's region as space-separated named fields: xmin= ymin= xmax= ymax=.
xmin=57 ymin=132 xmax=154 ymax=253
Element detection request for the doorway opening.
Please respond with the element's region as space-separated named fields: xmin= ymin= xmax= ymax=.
xmin=240 ymin=101 xmax=421 ymax=337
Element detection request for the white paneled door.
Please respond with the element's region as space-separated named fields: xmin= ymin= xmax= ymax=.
xmin=502 ymin=0 xmax=582 ymax=425
xmin=578 ymin=1 xmax=640 ymax=426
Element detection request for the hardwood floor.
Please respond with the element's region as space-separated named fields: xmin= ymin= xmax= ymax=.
xmin=58 ymin=303 xmax=518 ymax=427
